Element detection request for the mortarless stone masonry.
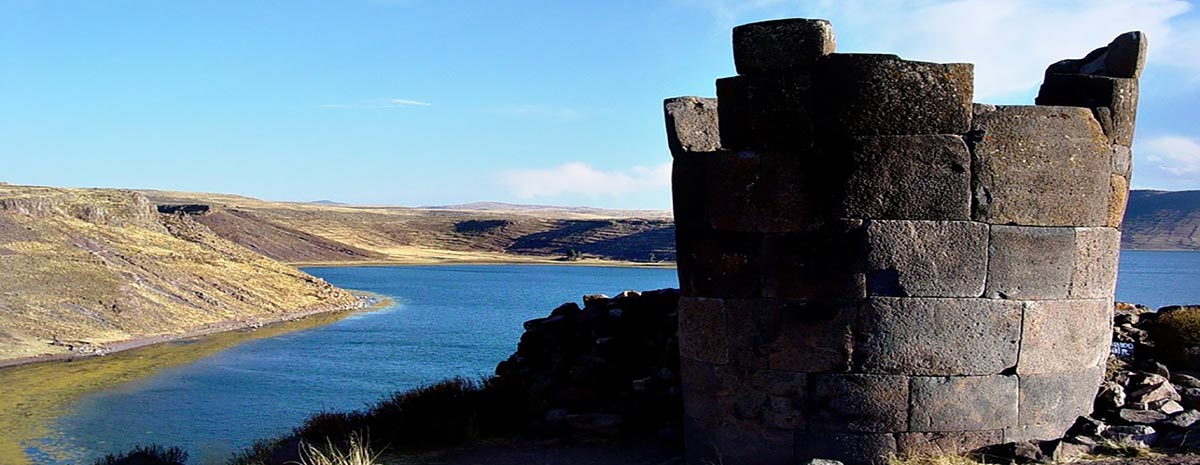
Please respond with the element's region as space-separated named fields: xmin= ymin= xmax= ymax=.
xmin=664 ymin=18 xmax=1144 ymax=465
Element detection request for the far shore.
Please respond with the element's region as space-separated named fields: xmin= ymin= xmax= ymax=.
xmin=0 ymin=292 xmax=389 ymax=370
xmin=289 ymin=257 xmax=679 ymax=269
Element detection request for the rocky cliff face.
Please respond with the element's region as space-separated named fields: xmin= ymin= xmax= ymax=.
xmin=0 ymin=184 xmax=357 ymax=363
xmin=1122 ymin=190 xmax=1200 ymax=250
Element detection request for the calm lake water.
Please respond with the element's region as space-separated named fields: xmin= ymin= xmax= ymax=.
xmin=23 ymin=253 xmax=1200 ymax=464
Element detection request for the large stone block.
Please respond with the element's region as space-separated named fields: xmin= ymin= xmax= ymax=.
xmin=865 ymin=220 xmax=987 ymax=297
xmin=1017 ymin=299 xmax=1112 ymax=375
xmin=795 ymin=432 xmax=897 ymax=465
xmin=856 ymin=298 xmax=1021 ymax=375
xmin=1013 ymin=367 xmax=1105 ymax=441
xmin=725 ymin=299 xmax=855 ymax=373
xmin=838 ymin=135 xmax=972 ymax=220
xmin=910 ymin=375 xmax=1019 ymax=432
xmin=810 ymin=373 xmax=909 ymax=433
xmin=814 ymin=54 xmax=973 ymax=136
xmin=986 ymin=226 xmax=1075 ymax=300
xmin=664 ymin=97 xmax=721 ymax=156
xmin=704 ymin=150 xmax=837 ymax=232
xmin=1036 ymin=74 xmax=1139 ymax=146
xmin=684 ymin=416 xmax=795 ymax=465
xmin=1110 ymin=174 xmax=1129 ymax=229
xmin=1071 ymin=228 xmax=1121 ymax=298
xmin=971 ymin=105 xmax=1112 ymax=226
xmin=1112 ymin=145 xmax=1133 ymax=178
xmin=678 ymin=297 xmax=730 ymax=364
xmin=717 ymin=75 xmax=815 ymax=150
xmin=896 ymin=430 xmax=1005 ymax=457
xmin=733 ymin=18 xmax=835 ymax=75
xmin=677 ymin=229 xmax=762 ymax=298
xmin=1044 ymin=31 xmax=1147 ymax=79
xmin=761 ymin=222 xmax=867 ymax=300
xmin=682 ymin=359 xmax=809 ymax=430
xmin=672 ymin=156 xmax=709 ymax=232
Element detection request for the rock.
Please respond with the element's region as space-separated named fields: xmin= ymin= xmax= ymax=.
xmin=1017 ymin=299 xmax=1112 ymax=374
xmin=971 ymin=105 xmax=1112 ymax=226
xmin=1162 ymin=409 xmax=1200 ymax=429
xmin=985 ymin=225 xmax=1074 ymax=299
xmin=814 ymin=54 xmax=973 ymax=136
xmin=800 ymin=459 xmax=845 ymax=465
xmin=839 ymin=136 xmax=973 ymax=221
xmin=1102 ymin=424 xmax=1158 ymax=448
xmin=1179 ymin=387 xmax=1200 ymax=409
xmin=1117 ymin=408 xmax=1166 ymax=425
xmin=973 ymin=441 xmax=1043 ymax=464
xmin=1161 ymin=400 xmax=1185 ymax=415
xmin=1127 ymin=375 xmax=1182 ymax=406
xmin=1096 ymin=381 xmax=1127 ymax=411
xmin=1174 ymin=373 xmax=1200 ymax=388
xmin=1067 ymin=415 xmax=1107 ymax=437
xmin=1042 ymin=438 xmax=1093 ymax=462
xmin=1105 ymin=31 xmax=1148 ymax=79
xmin=865 ymin=220 xmax=986 ymax=297
xmin=717 ymin=75 xmax=815 ymax=150
xmin=663 ymin=97 xmax=720 ymax=155
xmin=810 ymin=373 xmax=908 ymax=433
xmin=732 ymin=18 xmax=836 ymax=74
xmin=856 ymin=297 xmax=1021 ymax=375
xmin=910 ymin=375 xmax=1018 ymax=432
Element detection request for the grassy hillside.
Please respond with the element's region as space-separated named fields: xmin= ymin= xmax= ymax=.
xmin=140 ymin=190 xmax=677 ymax=264
xmin=0 ymin=184 xmax=358 ymax=363
xmin=1122 ymin=190 xmax=1200 ymax=250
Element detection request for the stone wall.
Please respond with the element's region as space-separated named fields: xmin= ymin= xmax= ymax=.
xmin=664 ymin=18 xmax=1144 ymax=465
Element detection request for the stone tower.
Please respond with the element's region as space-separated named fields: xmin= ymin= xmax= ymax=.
xmin=665 ymin=18 xmax=1143 ymax=465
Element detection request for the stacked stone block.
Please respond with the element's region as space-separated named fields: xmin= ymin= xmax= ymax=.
xmin=664 ymin=18 xmax=1144 ymax=465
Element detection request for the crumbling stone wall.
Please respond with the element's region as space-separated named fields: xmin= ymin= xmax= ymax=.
xmin=664 ymin=18 xmax=1144 ymax=465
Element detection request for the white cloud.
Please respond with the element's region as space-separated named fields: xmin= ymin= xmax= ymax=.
xmin=497 ymin=162 xmax=671 ymax=198
xmin=1144 ymin=135 xmax=1200 ymax=176
xmin=319 ymin=98 xmax=431 ymax=109
xmin=683 ymin=0 xmax=1195 ymax=100
xmin=489 ymin=104 xmax=584 ymax=119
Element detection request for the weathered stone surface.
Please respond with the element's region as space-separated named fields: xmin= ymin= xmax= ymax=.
xmin=761 ymin=223 xmax=866 ymax=300
xmin=1044 ymin=32 xmax=1147 ymax=79
xmin=971 ymin=105 xmax=1112 ymax=226
xmin=684 ymin=416 xmax=794 ymax=465
xmin=705 ymin=150 xmax=837 ymax=232
xmin=677 ymin=229 xmax=761 ymax=298
xmin=678 ymin=297 xmax=729 ymax=364
xmin=910 ymin=375 xmax=1018 ymax=432
xmin=717 ymin=75 xmax=815 ymax=150
xmin=1101 ymin=424 xmax=1158 ymax=448
xmin=725 ymin=299 xmax=855 ymax=372
xmin=1110 ymin=174 xmax=1129 ymax=228
xmin=811 ymin=374 xmax=909 ymax=433
xmin=664 ymin=97 xmax=720 ymax=155
xmin=733 ymin=18 xmax=835 ymax=75
xmin=986 ymin=226 xmax=1075 ymax=300
xmin=895 ymin=430 xmax=1005 ymax=457
xmin=1071 ymin=228 xmax=1121 ymax=298
xmin=796 ymin=432 xmax=897 ymax=465
xmin=1119 ymin=408 xmax=1168 ymax=425
xmin=1017 ymin=299 xmax=1112 ymax=374
xmin=1036 ymin=75 xmax=1139 ymax=146
xmin=865 ymin=220 xmax=987 ymax=297
xmin=672 ymin=157 xmax=708 ymax=293
xmin=1013 ymin=366 xmax=1104 ymax=441
xmin=682 ymin=360 xmax=809 ymax=430
xmin=838 ymin=135 xmax=971 ymax=220
xmin=814 ymin=54 xmax=973 ymax=136
xmin=1112 ymin=145 xmax=1132 ymax=178
xmin=856 ymin=297 xmax=1021 ymax=375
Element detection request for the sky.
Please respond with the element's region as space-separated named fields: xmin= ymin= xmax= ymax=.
xmin=1 ymin=0 xmax=1199 ymax=210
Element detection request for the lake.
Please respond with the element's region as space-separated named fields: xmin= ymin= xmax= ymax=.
xmin=17 ymin=252 xmax=1200 ymax=464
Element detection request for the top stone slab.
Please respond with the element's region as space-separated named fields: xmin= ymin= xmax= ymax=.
xmin=733 ymin=18 xmax=835 ymax=75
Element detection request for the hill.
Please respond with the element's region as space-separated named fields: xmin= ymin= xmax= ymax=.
xmin=1122 ymin=190 xmax=1200 ymax=250
xmin=0 ymin=185 xmax=358 ymax=364
xmin=140 ymin=190 xmax=677 ymax=264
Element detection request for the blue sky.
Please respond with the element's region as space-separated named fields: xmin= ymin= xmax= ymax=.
xmin=2 ymin=0 xmax=1198 ymax=210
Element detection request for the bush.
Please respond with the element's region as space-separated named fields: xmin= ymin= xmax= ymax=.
xmin=92 ymin=444 xmax=188 ymax=465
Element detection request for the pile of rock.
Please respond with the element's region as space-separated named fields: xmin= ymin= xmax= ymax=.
xmin=494 ymin=289 xmax=683 ymax=439
xmin=979 ymin=303 xmax=1200 ymax=463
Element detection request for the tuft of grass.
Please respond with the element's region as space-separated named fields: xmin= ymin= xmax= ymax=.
xmin=291 ymin=432 xmax=382 ymax=465
xmin=92 ymin=444 xmax=188 ymax=465
xmin=1093 ymin=438 xmax=1153 ymax=459
xmin=886 ymin=454 xmax=984 ymax=465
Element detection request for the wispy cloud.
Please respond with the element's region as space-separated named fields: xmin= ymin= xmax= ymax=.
xmin=319 ymin=98 xmax=431 ymax=109
xmin=497 ymin=162 xmax=671 ymax=198
xmin=682 ymin=0 xmax=1195 ymax=100
xmin=1144 ymin=135 xmax=1200 ymax=177
xmin=489 ymin=104 xmax=584 ymax=119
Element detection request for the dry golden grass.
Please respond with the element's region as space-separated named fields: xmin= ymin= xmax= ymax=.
xmin=886 ymin=454 xmax=985 ymax=465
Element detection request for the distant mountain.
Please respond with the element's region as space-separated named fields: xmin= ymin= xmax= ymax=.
xmin=428 ymin=201 xmax=673 ymax=219
xmin=309 ymin=200 xmax=345 ymax=205
xmin=1122 ymin=190 xmax=1200 ymax=250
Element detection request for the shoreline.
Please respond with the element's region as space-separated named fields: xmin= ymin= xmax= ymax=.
xmin=290 ymin=257 xmax=679 ymax=269
xmin=0 ymin=292 xmax=388 ymax=370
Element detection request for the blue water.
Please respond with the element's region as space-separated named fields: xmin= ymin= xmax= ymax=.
xmin=34 ymin=265 xmax=678 ymax=465
xmin=1116 ymin=250 xmax=1200 ymax=309
xmin=26 ymin=253 xmax=1200 ymax=464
